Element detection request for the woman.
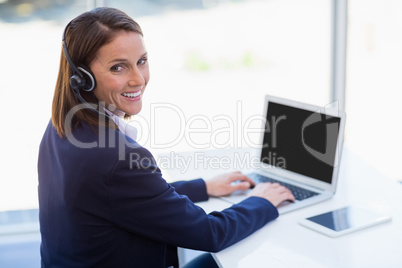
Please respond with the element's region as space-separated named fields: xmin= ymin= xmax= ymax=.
xmin=38 ymin=7 xmax=294 ymax=268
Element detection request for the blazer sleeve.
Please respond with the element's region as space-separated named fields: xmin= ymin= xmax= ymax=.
xmin=108 ymin=146 xmax=279 ymax=252
xmin=170 ymin=179 xmax=209 ymax=203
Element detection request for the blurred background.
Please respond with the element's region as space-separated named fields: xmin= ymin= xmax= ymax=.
xmin=0 ymin=0 xmax=401 ymax=216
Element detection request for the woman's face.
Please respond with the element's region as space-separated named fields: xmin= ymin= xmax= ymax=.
xmin=90 ymin=30 xmax=149 ymax=116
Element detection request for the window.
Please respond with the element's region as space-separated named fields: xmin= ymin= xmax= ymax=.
xmin=345 ymin=0 xmax=402 ymax=182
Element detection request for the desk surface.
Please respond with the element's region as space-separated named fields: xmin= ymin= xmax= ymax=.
xmin=158 ymin=147 xmax=402 ymax=267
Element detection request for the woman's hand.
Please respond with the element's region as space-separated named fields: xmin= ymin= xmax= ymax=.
xmin=205 ymin=171 xmax=255 ymax=197
xmin=248 ymin=182 xmax=295 ymax=207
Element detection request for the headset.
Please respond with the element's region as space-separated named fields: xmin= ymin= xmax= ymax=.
xmin=62 ymin=20 xmax=111 ymax=119
xmin=62 ymin=21 xmax=96 ymax=93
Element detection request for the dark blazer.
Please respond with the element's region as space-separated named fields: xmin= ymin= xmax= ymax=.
xmin=38 ymin=121 xmax=279 ymax=268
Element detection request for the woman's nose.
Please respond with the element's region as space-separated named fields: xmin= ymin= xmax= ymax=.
xmin=128 ymin=67 xmax=145 ymax=87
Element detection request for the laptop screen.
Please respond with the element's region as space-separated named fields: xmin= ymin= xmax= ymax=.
xmin=261 ymin=101 xmax=341 ymax=184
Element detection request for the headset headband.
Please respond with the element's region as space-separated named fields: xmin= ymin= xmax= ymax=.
xmin=62 ymin=21 xmax=81 ymax=80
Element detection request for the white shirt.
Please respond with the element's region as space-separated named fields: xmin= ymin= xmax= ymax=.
xmin=104 ymin=109 xmax=138 ymax=141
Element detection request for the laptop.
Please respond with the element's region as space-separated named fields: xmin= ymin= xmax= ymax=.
xmin=221 ymin=95 xmax=346 ymax=214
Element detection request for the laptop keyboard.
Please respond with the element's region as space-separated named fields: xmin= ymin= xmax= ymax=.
xmin=247 ymin=173 xmax=319 ymax=201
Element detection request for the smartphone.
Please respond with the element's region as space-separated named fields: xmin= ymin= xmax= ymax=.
xmin=298 ymin=206 xmax=392 ymax=237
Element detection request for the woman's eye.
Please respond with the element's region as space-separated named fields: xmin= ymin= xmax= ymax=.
xmin=110 ymin=65 xmax=124 ymax=72
xmin=138 ymin=58 xmax=148 ymax=65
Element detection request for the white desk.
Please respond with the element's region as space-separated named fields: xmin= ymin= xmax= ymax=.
xmin=158 ymin=147 xmax=402 ymax=267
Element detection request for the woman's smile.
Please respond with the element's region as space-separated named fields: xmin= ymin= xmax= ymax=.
xmin=121 ymin=89 xmax=142 ymax=102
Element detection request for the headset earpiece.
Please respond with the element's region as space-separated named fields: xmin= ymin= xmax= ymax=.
xmin=77 ymin=65 xmax=96 ymax=92
xmin=70 ymin=73 xmax=85 ymax=93
xmin=68 ymin=65 xmax=96 ymax=93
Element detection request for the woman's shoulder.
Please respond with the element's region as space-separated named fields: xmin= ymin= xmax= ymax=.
xmin=71 ymin=122 xmax=143 ymax=149
xmin=44 ymin=120 xmax=156 ymax=169
xmin=78 ymin=122 xmax=156 ymax=165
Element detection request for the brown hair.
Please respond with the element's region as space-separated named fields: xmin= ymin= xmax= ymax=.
xmin=52 ymin=7 xmax=143 ymax=137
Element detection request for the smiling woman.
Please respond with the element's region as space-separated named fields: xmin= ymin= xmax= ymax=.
xmin=52 ymin=7 xmax=145 ymax=137
xmin=37 ymin=6 xmax=294 ymax=268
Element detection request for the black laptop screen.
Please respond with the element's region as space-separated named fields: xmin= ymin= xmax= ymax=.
xmin=261 ymin=102 xmax=341 ymax=184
